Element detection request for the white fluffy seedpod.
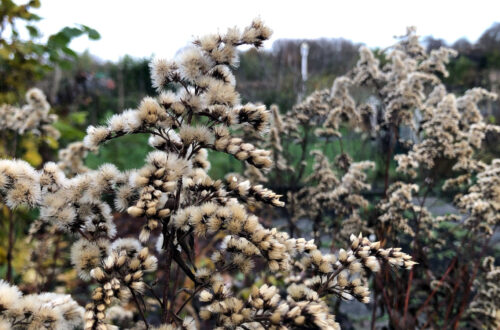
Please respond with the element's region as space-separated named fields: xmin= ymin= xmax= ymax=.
xmin=138 ymin=97 xmax=167 ymax=125
xmin=178 ymin=47 xmax=211 ymax=82
xmin=150 ymin=58 xmax=178 ymax=91
xmin=83 ymin=125 xmax=110 ymax=149
xmin=0 ymin=279 xmax=22 ymax=309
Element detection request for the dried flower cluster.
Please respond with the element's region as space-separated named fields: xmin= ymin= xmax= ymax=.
xmin=0 ymin=20 xmax=414 ymax=330
xmin=0 ymin=88 xmax=59 ymax=140
xmin=197 ymin=233 xmax=413 ymax=329
xmin=289 ymin=150 xmax=374 ymax=243
xmin=246 ymin=26 xmax=500 ymax=329
xmin=465 ymin=257 xmax=500 ymax=329
xmin=0 ymin=280 xmax=83 ymax=329
xmin=57 ymin=141 xmax=94 ymax=176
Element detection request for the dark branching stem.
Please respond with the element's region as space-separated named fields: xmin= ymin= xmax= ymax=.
xmin=129 ymin=286 xmax=149 ymax=329
xmin=162 ymin=238 xmax=174 ymax=323
xmin=402 ymin=177 xmax=434 ymax=325
xmin=451 ymin=229 xmax=496 ymax=329
xmin=77 ymin=228 xmax=92 ymax=241
xmin=176 ymin=284 xmax=207 ymax=316
xmin=172 ymin=252 xmax=197 ymax=284
xmin=162 ymin=177 xmax=185 ymax=323
xmin=146 ymin=283 xmax=164 ymax=308
xmin=317 ymin=265 xmax=347 ymax=297
xmin=168 ymin=264 xmax=182 ymax=324
xmin=415 ymin=257 xmax=457 ymax=318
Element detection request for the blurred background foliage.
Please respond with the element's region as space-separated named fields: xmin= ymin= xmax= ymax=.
xmin=36 ymin=22 xmax=499 ymax=180
xmin=0 ymin=0 xmax=100 ymax=104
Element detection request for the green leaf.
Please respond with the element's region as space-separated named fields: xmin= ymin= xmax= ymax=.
xmin=28 ymin=0 xmax=41 ymax=9
xmin=69 ymin=111 xmax=88 ymax=125
xmin=58 ymin=59 xmax=72 ymax=70
xmin=48 ymin=33 xmax=70 ymax=49
xmin=60 ymin=26 xmax=84 ymax=39
xmin=61 ymin=46 xmax=78 ymax=58
xmin=80 ymin=25 xmax=101 ymax=40
xmin=25 ymin=12 xmax=41 ymax=21
xmin=53 ymin=121 xmax=85 ymax=140
xmin=26 ymin=25 xmax=39 ymax=37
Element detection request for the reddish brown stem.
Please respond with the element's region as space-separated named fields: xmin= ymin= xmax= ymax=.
xmin=444 ymin=267 xmax=461 ymax=324
xmin=452 ymin=233 xmax=493 ymax=329
xmin=403 ymin=268 xmax=414 ymax=324
xmin=416 ymin=257 xmax=457 ymax=317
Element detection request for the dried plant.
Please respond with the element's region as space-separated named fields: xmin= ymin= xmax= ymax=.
xmin=0 ymin=280 xmax=83 ymax=329
xmin=0 ymin=88 xmax=60 ymax=285
xmin=253 ymin=27 xmax=499 ymax=329
xmin=0 ymin=88 xmax=59 ymax=141
xmin=464 ymin=257 xmax=500 ymax=329
xmin=0 ymin=20 xmax=413 ymax=330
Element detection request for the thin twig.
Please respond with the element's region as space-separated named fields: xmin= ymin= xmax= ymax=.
xmin=130 ymin=287 xmax=149 ymax=329
xmin=451 ymin=230 xmax=495 ymax=329
xmin=146 ymin=283 xmax=164 ymax=308
xmin=176 ymin=284 xmax=206 ymax=315
xmin=402 ymin=268 xmax=413 ymax=325
xmin=416 ymin=257 xmax=457 ymax=317
xmin=162 ymin=236 xmax=174 ymax=323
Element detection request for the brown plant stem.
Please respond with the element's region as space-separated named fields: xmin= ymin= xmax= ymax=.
xmin=162 ymin=239 xmax=174 ymax=323
xmin=416 ymin=257 xmax=457 ymax=318
xmin=130 ymin=286 xmax=149 ymax=329
xmin=168 ymin=264 xmax=182 ymax=320
xmin=146 ymin=283 xmax=164 ymax=308
xmin=402 ymin=268 xmax=413 ymax=325
xmin=376 ymin=272 xmax=394 ymax=322
xmin=444 ymin=269 xmax=461 ymax=324
xmin=402 ymin=178 xmax=434 ymax=326
xmin=162 ymin=177 xmax=184 ymax=323
xmin=176 ymin=284 xmax=206 ymax=316
xmin=451 ymin=231 xmax=494 ymax=329
xmin=172 ymin=251 xmax=197 ymax=283
xmin=373 ymin=124 xmax=399 ymax=327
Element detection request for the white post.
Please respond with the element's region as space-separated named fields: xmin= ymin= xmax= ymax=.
xmin=301 ymin=42 xmax=309 ymax=82
xmin=298 ymin=42 xmax=309 ymax=102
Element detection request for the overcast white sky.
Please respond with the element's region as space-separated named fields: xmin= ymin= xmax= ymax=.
xmin=32 ymin=0 xmax=499 ymax=62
